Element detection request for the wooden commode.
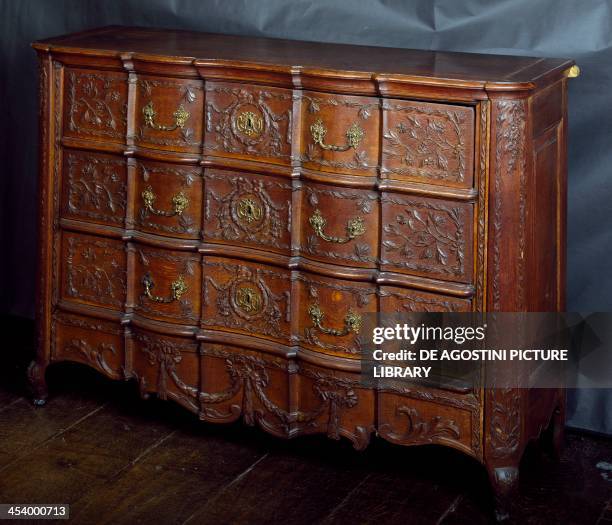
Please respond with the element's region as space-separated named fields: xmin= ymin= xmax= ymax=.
xmin=30 ymin=26 xmax=578 ymax=520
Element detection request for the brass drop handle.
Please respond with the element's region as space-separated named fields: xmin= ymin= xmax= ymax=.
xmin=308 ymin=304 xmax=362 ymax=337
xmin=310 ymin=118 xmax=364 ymax=152
xmin=142 ymin=273 xmax=187 ymax=303
xmin=142 ymin=101 xmax=190 ymax=131
xmin=141 ymin=186 xmax=189 ymax=217
xmin=309 ymin=209 xmax=366 ymax=244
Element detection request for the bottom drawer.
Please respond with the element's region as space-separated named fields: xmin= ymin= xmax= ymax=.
xmin=52 ymin=312 xmax=124 ymax=380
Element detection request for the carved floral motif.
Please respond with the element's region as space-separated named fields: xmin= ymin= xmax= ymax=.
xmin=381 ymin=195 xmax=466 ymax=278
xmin=65 ymin=152 xmax=126 ymax=225
xmin=65 ymin=235 xmax=126 ymax=308
xmin=67 ymin=70 xmax=127 ymax=140
xmin=382 ymin=102 xmax=470 ymax=182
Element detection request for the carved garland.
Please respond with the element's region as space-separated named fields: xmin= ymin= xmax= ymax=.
xmin=199 ymin=347 xmax=368 ymax=448
xmin=206 ymin=86 xmax=292 ymax=158
xmin=202 ymin=260 xmax=291 ymax=340
xmin=203 ymin=172 xmax=292 ymax=249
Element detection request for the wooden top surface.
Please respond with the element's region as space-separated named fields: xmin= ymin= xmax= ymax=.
xmin=34 ymin=25 xmax=574 ymax=88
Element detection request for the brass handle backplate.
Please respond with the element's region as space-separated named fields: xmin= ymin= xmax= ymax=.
xmin=309 ymin=209 xmax=366 ymax=244
xmin=142 ymin=273 xmax=187 ymax=303
xmin=310 ymin=118 xmax=364 ymax=152
xmin=142 ymin=101 xmax=190 ymax=131
xmin=141 ymin=186 xmax=189 ymax=217
xmin=308 ymin=304 xmax=362 ymax=337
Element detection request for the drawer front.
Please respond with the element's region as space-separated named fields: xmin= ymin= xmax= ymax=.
xmin=204 ymin=82 xmax=293 ymax=164
xmin=296 ymin=273 xmax=376 ymax=358
xmin=381 ymin=193 xmax=474 ymax=284
xmin=300 ymin=92 xmax=379 ymax=176
xmin=132 ymin=329 xmax=199 ymax=412
xmin=133 ymin=245 xmax=201 ymax=325
xmin=133 ymin=160 xmax=202 ymax=239
xmin=299 ymin=182 xmax=378 ymax=268
xmin=202 ymin=257 xmax=291 ymax=343
xmin=382 ymin=100 xmax=475 ymax=188
xmin=203 ymin=169 xmax=292 ymax=253
xmin=200 ymin=344 xmax=290 ymax=430
xmin=379 ymin=286 xmax=472 ymax=312
xmin=52 ymin=312 xmax=124 ymax=380
xmin=61 ymin=231 xmax=127 ymax=310
xmin=61 ymin=149 xmax=127 ymax=227
xmin=135 ymin=76 xmax=204 ymax=153
xmin=63 ymin=68 xmax=128 ymax=143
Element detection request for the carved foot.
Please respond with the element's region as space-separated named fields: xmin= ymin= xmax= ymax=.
xmin=27 ymin=360 xmax=48 ymax=407
xmin=488 ymin=466 xmax=519 ymax=522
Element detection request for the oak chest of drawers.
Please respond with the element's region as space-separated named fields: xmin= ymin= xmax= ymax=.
xmin=29 ymin=26 xmax=577 ymax=520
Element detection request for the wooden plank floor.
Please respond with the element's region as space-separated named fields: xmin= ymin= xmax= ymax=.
xmin=0 ymin=316 xmax=611 ymax=524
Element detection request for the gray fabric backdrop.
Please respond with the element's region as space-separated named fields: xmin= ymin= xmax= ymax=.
xmin=1 ymin=0 xmax=610 ymax=434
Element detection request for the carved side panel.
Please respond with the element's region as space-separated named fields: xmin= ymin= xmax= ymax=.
xmin=52 ymin=312 xmax=124 ymax=380
xmin=135 ymin=76 xmax=204 ymax=153
xmin=61 ymin=149 xmax=127 ymax=227
xmin=203 ymin=169 xmax=292 ymax=253
xmin=380 ymin=193 xmax=474 ymax=283
xmin=204 ymin=82 xmax=292 ymax=164
xmin=63 ymin=68 xmax=128 ymax=143
xmin=61 ymin=231 xmax=127 ymax=310
xmin=295 ymin=272 xmax=376 ymax=357
xmin=489 ymin=99 xmax=528 ymax=312
xmin=382 ymin=100 xmax=475 ymax=187
xmin=202 ymin=257 xmax=291 ymax=343
xmin=132 ymin=330 xmax=200 ymax=413
xmin=379 ymin=286 xmax=471 ymax=313
xmin=299 ymin=182 xmax=379 ymax=268
xmin=300 ymin=91 xmax=380 ymax=176
xmin=133 ymin=245 xmax=201 ymax=325
xmin=133 ymin=160 xmax=202 ymax=239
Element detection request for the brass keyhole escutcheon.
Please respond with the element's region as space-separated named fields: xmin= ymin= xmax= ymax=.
xmin=236 ymin=111 xmax=263 ymax=137
xmin=236 ymin=197 xmax=263 ymax=224
xmin=235 ymin=286 xmax=262 ymax=314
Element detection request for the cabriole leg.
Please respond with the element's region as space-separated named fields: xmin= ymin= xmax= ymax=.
xmin=27 ymin=360 xmax=48 ymax=406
